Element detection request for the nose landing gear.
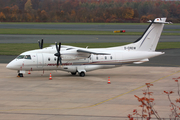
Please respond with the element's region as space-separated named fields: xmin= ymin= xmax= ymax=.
xmin=17 ymin=70 xmax=25 ymax=77
xmin=17 ymin=73 xmax=24 ymax=77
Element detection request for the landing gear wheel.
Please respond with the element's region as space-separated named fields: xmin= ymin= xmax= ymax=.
xmin=79 ymin=72 xmax=85 ymax=77
xmin=17 ymin=73 xmax=23 ymax=77
xmin=71 ymin=72 xmax=77 ymax=75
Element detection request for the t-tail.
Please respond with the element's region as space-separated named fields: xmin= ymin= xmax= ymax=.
xmin=119 ymin=18 xmax=171 ymax=51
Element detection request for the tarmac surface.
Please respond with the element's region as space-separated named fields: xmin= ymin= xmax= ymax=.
xmin=1 ymin=64 xmax=180 ymax=120
xmin=0 ymin=35 xmax=179 ymax=43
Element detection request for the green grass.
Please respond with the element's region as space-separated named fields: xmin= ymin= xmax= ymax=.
xmin=0 ymin=42 xmax=180 ymax=55
xmin=1 ymin=22 xmax=180 ymax=25
xmin=156 ymin=42 xmax=180 ymax=50
xmin=0 ymin=29 xmax=141 ymax=35
xmin=164 ymin=29 xmax=180 ymax=31
xmin=0 ymin=22 xmax=149 ymax=25
xmin=0 ymin=29 xmax=179 ymax=35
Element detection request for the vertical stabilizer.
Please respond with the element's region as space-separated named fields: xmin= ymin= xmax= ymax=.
xmin=115 ymin=18 xmax=171 ymax=52
xmin=134 ymin=18 xmax=168 ymax=51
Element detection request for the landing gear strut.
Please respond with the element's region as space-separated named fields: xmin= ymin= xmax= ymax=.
xmin=17 ymin=70 xmax=24 ymax=77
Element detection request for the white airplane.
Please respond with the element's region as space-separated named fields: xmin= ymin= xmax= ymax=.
xmin=6 ymin=18 xmax=170 ymax=77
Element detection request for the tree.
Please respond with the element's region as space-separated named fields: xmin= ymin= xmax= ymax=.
xmin=26 ymin=13 xmax=32 ymax=22
xmin=24 ymin=0 xmax=32 ymax=11
xmin=123 ymin=8 xmax=134 ymax=19
xmin=40 ymin=10 xmax=48 ymax=22
xmin=0 ymin=0 xmax=180 ymax=22
xmin=0 ymin=12 xmax=6 ymax=21
xmin=140 ymin=16 xmax=148 ymax=23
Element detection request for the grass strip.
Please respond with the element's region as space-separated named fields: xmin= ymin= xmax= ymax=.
xmin=1 ymin=22 xmax=180 ymax=25
xmin=0 ymin=29 xmax=179 ymax=35
xmin=164 ymin=29 xmax=180 ymax=31
xmin=0 ymin=29 xmax=141 ymax=35
xmin=0 ymin=42 xmax=180 ymax=55
xmin=0 ymin=22 xmax=149 ymax=25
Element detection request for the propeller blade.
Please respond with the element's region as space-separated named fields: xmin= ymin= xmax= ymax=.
xmin=41 ymin=39 xmax=43 ymax=49
xmin=59 ymin=42 xmax=62 ymax=65
xmin=55 ymin=42 xmax=59 ymax=54
xmin=38 ymin=40 xmax=41 ymax=49
xmin=59 ymin=42 xmax=61 ymax=52
xmin=54 ymin=42 xmax=62 ymax=66
xmin=57 ymin=56 xmax=59 ymax=66
xmin=38 ymin=39 xmax=43 ymax=49
xmin=59 ymin=56 xmax=62 ymax=65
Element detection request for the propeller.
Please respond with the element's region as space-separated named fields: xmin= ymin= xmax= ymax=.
xmin=38 ymin=39 xmax=43 ymax=49
xmin=54 ymin=42 xmax=62 ymax=66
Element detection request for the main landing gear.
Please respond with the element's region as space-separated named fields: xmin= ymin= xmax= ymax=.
xmin=79 ymin=71 xmax=85 ymax=77
xmin=71 ymin=71 xmax=85 ymax=77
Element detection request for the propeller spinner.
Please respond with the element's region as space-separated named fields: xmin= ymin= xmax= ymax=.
xmin=38 ymin=39 xmax=43 ymax=49
xmin=54 ymin=42 xmax=62 ymax=66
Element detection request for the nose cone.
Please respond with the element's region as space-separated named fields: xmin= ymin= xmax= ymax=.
xmin=6 ymin=62 xmax=14 ymax=70
xmin=6 ymin=59 xmax=18 ymax=70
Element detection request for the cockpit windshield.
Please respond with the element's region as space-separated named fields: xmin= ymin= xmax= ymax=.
xmin=16 ymin=55 xmax=25 ymax=59
xmin=25 ymin=55 xmax=31 ymax=59
xmin=16 ymin=55 xmax=31 ymax=59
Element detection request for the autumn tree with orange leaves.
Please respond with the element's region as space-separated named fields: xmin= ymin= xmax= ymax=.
xmin=0 ymin=12 xmax=6 ymax=21
xmin=128 ymin=79 xmax=180 ymax=120
xmin=128 ymin=83 xmax=160 ymax=120
xmin=0 ymin=0 xmax=180 ymax=22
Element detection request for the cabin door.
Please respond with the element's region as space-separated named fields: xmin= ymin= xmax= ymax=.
xmin=37 ymin=54 xmax=44 ymax=68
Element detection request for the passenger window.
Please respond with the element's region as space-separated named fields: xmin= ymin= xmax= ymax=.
xmin=48 ymin=58 xmax=50 ymax=61
xmin=96 ymin=56 xmax=98 ymax=60
xmin=110 ymin=56 xmax=112 ymax=59
xmin=105 ymin=56 xmax=107 ymax=60
xmin=25 ymin=55 xmax=31 ymax=59
xmin=54 ymin=58 xmax=56 ymax=61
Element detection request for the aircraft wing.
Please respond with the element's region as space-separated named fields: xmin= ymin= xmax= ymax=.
xmin=77 ymin=49 xmax=111 ymax=55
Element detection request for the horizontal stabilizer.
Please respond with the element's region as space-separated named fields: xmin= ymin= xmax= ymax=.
xmin=148 ymin=18 xmax=172 ymax=24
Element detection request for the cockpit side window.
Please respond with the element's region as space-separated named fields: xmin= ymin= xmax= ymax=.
xmin=25 ymin=55 xmax=31 ymax=59
xmin=16 ymin=55 xmax=25 ymax=59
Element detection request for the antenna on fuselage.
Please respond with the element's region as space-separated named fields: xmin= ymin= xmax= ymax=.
xmin=38 ymin=39 xmax=43 ymax=49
